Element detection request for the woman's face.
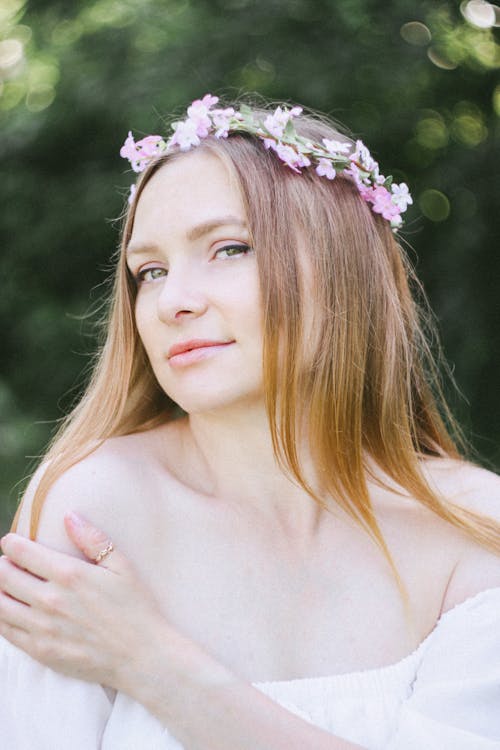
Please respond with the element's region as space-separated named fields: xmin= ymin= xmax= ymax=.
xmin=126 ymin=150 xmax=264 ymax=414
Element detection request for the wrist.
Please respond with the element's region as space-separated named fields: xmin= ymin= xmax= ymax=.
xmin=115 ymin=616 xmax=237 ymax=722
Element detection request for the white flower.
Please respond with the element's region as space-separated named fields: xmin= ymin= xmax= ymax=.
xmin=391 ymin=182 xmax=413 ymax=211
xmin=212 ymin=107 xmax=235 ymax=138
xmin=352 ymin=139 xmax=381 ymax=183
xmin=169 ymin=119 xmax=201 ymax=151
xmin=322 ymin=138 xmax=351 ymax=157
xmin=316 ymin=158 xmax=336 ymax=180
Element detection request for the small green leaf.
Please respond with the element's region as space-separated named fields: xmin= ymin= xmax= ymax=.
xmin=284 ymin=119 xmax=296 ymax=138
xmin=239 ymin=104 xmax=255 ymax=124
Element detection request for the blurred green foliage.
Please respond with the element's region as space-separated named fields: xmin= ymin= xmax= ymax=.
xmin=1 ymin=0 xmax=499 ymax=534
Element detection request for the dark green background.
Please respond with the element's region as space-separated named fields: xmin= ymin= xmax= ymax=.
xmin=1 ymin=0 xmax=499 ymax=534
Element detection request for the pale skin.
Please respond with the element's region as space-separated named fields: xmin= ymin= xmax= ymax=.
xmin=1 ymin=151 xmax=500 ymax=749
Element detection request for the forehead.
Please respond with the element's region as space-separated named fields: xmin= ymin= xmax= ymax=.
xmin=131 ymin=150 xmax=245 ymax=239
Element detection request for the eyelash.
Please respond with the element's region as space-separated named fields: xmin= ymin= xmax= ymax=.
xmin=133 ymin=244 xmax=253 ymax=284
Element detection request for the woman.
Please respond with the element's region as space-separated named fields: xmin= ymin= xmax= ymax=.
xmin=0 ymin=94 xmax=499 ymax=749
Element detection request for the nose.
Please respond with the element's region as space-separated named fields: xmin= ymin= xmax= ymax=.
xmin=156 ymin=266 xmax=209 ymax=324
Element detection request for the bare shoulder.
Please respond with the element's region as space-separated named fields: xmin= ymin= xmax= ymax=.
xmin=421 ymin=456 xmax=500 ymax=516
xmin=421 ymin=456 xmax=500 ymax=612
xmin=14 ymin=429 xmax=171 ymax=561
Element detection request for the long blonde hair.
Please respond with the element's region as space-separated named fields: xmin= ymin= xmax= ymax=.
xmin=12 ymin=103 xmax=500 ymax=577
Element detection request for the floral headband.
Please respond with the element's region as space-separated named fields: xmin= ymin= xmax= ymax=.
xmin=120 ymin=94 xmax=412 ymax=230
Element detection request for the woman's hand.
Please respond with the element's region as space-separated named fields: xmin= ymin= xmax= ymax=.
xmin=0 ymin=512 xmax=168 ymax=691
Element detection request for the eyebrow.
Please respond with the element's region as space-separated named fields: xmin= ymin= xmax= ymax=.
xmin=126 ymin=215 xmax=248 ymax=257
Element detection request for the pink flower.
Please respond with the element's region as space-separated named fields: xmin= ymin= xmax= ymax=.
xmin=119 ymin=132 xmax=165 ymax=172
xmin=120 ymin=131 xmax=138 ymax=162
xmin=364 ymin=186 xmax=402 ymax=221
xmin=272 ymin=142 xmax=310 ymax=172
xmin=187 ymin=94 xmax=219 ymax=137
xmin=297 ymin=152 xmax=311 ymax=168
xmin=316 ymin=158 xmax=336 ymax=180
xmin=391 ymin=182 xmax=413 ymax=211
xmin=322 ymin=138 xmax=351 ymax=157
xmin=135 ymin=135 xmax=165 ymax=159
xmin=264 ymin=105 xmax=303 ymax=138
xmin=201 ymin=93 xmax=219 ymax=109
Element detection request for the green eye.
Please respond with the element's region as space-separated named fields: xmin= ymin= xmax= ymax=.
xmin=136 ymin=267 xmax=167 ymax=283
xmin=215 ymin=244 xmax=253 ymax=259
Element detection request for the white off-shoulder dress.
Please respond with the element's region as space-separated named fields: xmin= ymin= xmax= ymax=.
xmin=1 ymin=587 xmax=499 ymax=749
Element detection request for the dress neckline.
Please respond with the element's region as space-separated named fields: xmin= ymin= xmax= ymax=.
xmin=252 ymin=585 xmax=500 ymax=689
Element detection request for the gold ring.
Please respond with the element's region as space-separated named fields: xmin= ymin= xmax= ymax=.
xmin=94 ymin=541 xmax=114 ymax=564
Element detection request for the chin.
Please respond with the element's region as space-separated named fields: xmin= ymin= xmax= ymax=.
xmin=159 ymin=382 xmax=264 ymax=416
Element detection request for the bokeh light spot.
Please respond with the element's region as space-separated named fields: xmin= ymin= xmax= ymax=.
xmin=81 ymin=1 xmax=137 ymax=30
xmin=9 ymin=25 xmax=32 ymax=45
xmin=474 ymin=39 xmax=500 ymax=67
xmin=415 ymin=111 xmax=448 ymax=149
xmin=51 ymin=20 xmax=84 ymax=47
xmin=452 ymin=101 xmax=488 ymax=146
xmin=460 ymin=0 xmax=497 ymax=28
xmin=0 ymin=80 xmax=25 ymax=110
xmin=28 ymin=59 xmax=60 ymax=88
xmin=400 ymin=21 xmax=432 ymax=46
xmin=452 ymin=114 xmax=488 ymax=145
xmin=256 ymin=56 xmax=275 ymax=76
xmin=419 ymin=189 xmax=450 ymax=221
xmin=0 ymin=0 xmax=26 ymax=26
xmin=0 ymin=39 xmax=24 ymax=71
xmin=237 ymin=61 xmax=275 ymax=89
xmin=25 ymin=84 xmax=55 ymax=112
xmin=427 ymin=47 xmax=458 ymax=69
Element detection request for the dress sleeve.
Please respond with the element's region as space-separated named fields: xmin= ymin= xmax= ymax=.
xmin=386 ymin=587 xmax=500 ymax=750
xmin=0 ymin=635 xmax=115 ymax=749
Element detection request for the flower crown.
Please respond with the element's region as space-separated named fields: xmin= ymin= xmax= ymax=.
xmin=120 ymin=94 xmax=412 ymax=230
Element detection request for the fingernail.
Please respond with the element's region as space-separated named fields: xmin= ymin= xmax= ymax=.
xmin=66 ymin=511 xmax=85 ymax=528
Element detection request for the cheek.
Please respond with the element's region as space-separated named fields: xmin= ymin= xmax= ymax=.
xmin=134 ymin=299 xmax=157 ymax=356
xmin=230 ymin=273 xmax=263 ymax=335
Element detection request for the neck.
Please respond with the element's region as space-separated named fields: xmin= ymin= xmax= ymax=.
xmin=180 ymin=403 xmax=328 ymax=539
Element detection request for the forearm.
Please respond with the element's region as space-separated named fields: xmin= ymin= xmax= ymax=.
xmin=118 ymin=620 xmax=365 ymax=750
xmin=168 ymin=679 xmax=364 ymax=750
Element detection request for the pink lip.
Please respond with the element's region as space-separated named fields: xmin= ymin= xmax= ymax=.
xmin=167 ymin=339 xmax=235 ymax=367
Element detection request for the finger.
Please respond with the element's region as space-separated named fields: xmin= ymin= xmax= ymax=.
xmin=0 ymin=534 xmax=82 ymax=583
xmin=0 ymin=619 xmax=33 ymax=655
xmin=64 ymin=513 xmax=126 ymax=574
xmin=0 ymin=588 xmax=33 ymax=632
xmin=0 ymin=617 xmax=60 ymax=670
xmin=0 ymin=555 xmax=48 ymax=607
